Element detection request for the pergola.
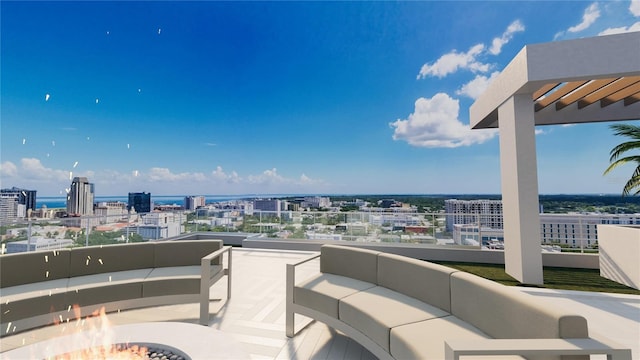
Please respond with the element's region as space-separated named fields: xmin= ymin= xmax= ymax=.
xmin=470 ymin=31 xmax=640 ymax=284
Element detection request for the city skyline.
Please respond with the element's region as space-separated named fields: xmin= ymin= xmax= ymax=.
xmin=2 ymin=1 xmax=640 ymax=197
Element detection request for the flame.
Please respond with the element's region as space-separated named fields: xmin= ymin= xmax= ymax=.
xmin=52 ymin=306 xmax=148 ymax=359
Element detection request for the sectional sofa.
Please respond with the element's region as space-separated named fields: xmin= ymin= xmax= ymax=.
xmin=286 ymin=244 xmax=631 ymax=360
xmin=0 ymin=239 xmax=231 ymax=336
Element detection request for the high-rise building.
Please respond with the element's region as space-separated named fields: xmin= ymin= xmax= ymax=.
xmin=0 ymin=187 xmax=37 ymax=213
xmin=66 ymin=177 xmax=94 ymax=216
xmin=128 ymin=192 xmax=151 ymax=213
xmin=0 ymin=194 xmax=21 ymax=223
xmin=184 ymin=196 xmax=206 ymax=210
xmin=253 ymin=199 xmax=284 ymax=217
xmin=444 ymin=199 xmax=503 ymax=232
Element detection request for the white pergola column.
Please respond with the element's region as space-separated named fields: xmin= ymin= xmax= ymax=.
xmin=498 ymin=94 xmax=544 ymax=285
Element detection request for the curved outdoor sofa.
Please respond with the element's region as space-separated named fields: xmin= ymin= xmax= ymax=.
xmin=286 ymin=244 xmax=631 ymax=360
xmin=0 ymin=239 xmax=231 ymax=336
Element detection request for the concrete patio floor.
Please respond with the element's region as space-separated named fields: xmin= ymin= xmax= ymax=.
xmin=1 ymin=248 xmax=638 ymax=359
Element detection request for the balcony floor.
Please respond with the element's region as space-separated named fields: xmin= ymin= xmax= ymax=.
xmin=1 ymin=248 xmax=638 ymax=359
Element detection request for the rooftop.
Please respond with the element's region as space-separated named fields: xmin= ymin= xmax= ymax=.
xmin=1 ymin=247 xmax=638 ymax=359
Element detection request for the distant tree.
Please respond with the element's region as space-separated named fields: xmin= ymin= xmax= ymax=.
xmin=604 ymin=123 xmax=640 ymax=196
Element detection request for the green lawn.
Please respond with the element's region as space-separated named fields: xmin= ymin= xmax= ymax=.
xmin=433 ymin=261 xmax=640 ymax=295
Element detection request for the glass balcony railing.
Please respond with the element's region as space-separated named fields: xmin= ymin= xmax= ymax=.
xmin=3 ymin=208 xmax=638 ymax=254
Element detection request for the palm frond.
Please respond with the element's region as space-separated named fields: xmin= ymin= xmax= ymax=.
xmin=605 ymin=123 xmax=640 ymax=197
xmin=609 ymin=141 xmax=640 ymax=162
xmin=604 ymin=156 xmax=640 ymax=175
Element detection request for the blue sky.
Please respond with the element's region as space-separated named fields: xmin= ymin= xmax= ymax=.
xmin=1 ymin=1 xmax=639 ymax=197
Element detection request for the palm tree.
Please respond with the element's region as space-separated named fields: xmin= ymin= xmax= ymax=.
xmin=604 ymin=123 xmax=640 ymax=196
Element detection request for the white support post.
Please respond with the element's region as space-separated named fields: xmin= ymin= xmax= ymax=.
xmin=498 ymin=94 xmax=544 ymax=285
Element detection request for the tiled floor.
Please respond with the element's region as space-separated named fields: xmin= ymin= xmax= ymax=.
xmin=1 ymin=248 xmax=638 ymax=359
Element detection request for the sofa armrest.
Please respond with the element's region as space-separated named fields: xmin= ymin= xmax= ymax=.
xmin=286 ymin=252 xmax=320 ymax=337
xmin=444 ymin=338 xmax=632 ymax=360
xmin=199 ymin=246 xmax=232 ymax=325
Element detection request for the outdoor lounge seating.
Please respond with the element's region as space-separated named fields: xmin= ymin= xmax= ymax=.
xmin=286 ymin=244 xmax=631 ymax=360
xmin=0 ymin=239 xmax=231 ymax=335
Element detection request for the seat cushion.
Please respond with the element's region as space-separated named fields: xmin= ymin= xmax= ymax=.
xmin=69 ymin=243 xmax=154 ymax=277
xmin=66 ymin=269 xmax=152 ymax=307
xmin=450 ymin=272 xmax=589 ymax=340
xmin=0 ymin=249 xmax=70 ymax=287
xmin=319 ymin=245 xmax=379 ymax=284
xmin=142 ymin=265 xmax=216 ymax=297
xmin=377 ymin=253 xmax=457 ymax=312
xmin=154 ymin=240 xmax=222 ymax=267
xmin=339 ymin=286 xmax=449 ymax=352
xmin=294 ymin=273 xmax=375 ymax=318
xmin=390 ymin=315 xmax=525 ymax=360
xmin=0 ymin=279 xmax=70 ymax=323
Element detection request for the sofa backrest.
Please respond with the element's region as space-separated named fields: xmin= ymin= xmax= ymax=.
xmin=450 ymin=271 xmax=589 ymax=341
xmin=154 ymin=240 xmax=222 ymax=267
xmin=69 ymin=243 xmax=155 ymax=277
xmin=377 ymin=253 xmax=457 ymax=312
xmin=320 ymin=245 xmax=379 ymax=284
xmin=0 ymin=249 xmax=70 ymax=288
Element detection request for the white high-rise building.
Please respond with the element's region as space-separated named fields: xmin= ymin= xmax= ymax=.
xmin=0 ymin=194 xmax=21 ymax=223
xmin=184 ymin=196 xmax=206 ymax=210
xmin=66 ymin=177 xmax=94 ymax=216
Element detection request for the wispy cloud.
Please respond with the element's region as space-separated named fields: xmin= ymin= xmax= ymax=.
xmin=456 ymin=71 xmax=500 ymax=100
xmin=389 ymin=93 xmax=498 ymax=148
xmin=489 ymin=20 xmax=525 ymax=55
xmin=148 ymin=167 xmax=207 ymax=182
xmin=599 ymin=21 xmax=640 ymax=35
xmin=416 ymin=20 xmax=524 ymax=80
xmin=569 ymin=3 xmax=600 ymax=33
xmin=416 ymin=44 xmax=487 ymax=79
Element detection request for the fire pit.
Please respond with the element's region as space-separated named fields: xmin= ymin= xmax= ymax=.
xmin=1 ymin=322 xmax=249 ymax=359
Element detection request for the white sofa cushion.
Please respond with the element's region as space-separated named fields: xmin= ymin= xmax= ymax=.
xmin=450 ymin=272 xmax=589 ymax=340
xmin=377 ymin=253 xmax=457 ymax=313
xmin=339 ymin=286 xmax=449 ymax=352
xmin=320 ymin=245 xmax=379 ymax=284
xmin=390 ymin=315 xmax=525 ymax=360
xmin=294 ymin=273 xmax=375 ymax=318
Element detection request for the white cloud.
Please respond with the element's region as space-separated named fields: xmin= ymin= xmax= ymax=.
xmin=245 ymin=168 xmax=325 ymax=188
xmin=568 ymin=3 xmax=600 ymax=33
xmin=599 ymin=21 xmax=640 ymax=35
xmin=0 ymin=161 xmax=18 ymax=177
xmin=416 ymin=20 xmax=526 ymax=79
xmin=489 ymin=20 xmax=525 ymax=55
xmin=389 ymin=93 xmax=498 ymax=148
xmin=148 ymin=167 xmax=207 ymax=182
xmin=20 ymin=158 xmax=69 ymax=181
xmin=456 ymin=71 xmax=500 ymax=100
xmin=416 ymin=44 xmax=488 ymax=79
xmin=0 ymin=158 xmax=325 ymax=195
xmin=247 ymin=168 xmax=288 ymax=185
xmin=631 ymin=0 xmax=640 ymax=17
xmin=212 ymin=166 xmax=241 ymax=183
